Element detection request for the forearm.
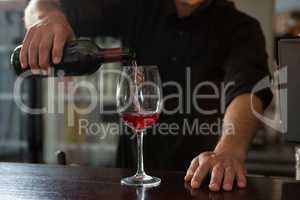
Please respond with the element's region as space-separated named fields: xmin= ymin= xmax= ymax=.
xmin=214 ymin=94 xmax=264 ymax=161
xmin=24 ymin=0 xmax=63 ymax=29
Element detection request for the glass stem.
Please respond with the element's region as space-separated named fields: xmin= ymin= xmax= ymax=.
xmin=136 ymin=131 xmax=146 ymax=177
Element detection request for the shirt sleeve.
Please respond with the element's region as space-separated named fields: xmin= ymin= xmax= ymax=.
xmin=223 ymin=18 xmax=273 ymax=109
xmin=60 ymin=0 xmax=124 ymax=37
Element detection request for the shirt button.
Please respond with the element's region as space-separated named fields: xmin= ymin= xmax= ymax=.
xmin=171 ymin=57 xmax=177 ymax=62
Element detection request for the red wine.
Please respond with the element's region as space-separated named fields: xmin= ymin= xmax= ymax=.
xmin=122 ymin=113 xmax=160 ymax=131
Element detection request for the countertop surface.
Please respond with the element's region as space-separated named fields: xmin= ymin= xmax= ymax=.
xmin=0 ymin=162 xmax=299 ymax=200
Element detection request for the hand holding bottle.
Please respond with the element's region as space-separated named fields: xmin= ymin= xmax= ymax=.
xmin=12 ymin=39 xmax=136 ymax=77
xmin=20 ymin=9 xmax=75 ymax=74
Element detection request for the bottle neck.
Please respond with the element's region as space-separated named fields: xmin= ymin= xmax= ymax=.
xmin=96 ymin=48 xmax=135 ymax=63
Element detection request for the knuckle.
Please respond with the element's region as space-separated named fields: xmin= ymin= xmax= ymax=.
xmin=198 ymin=162 xmax=209 ymax=171
xmin=206 ymin=156 xmax=214 ymax=163
xmin=22 ymin=37 xmax=32 ymax=47
xmin=201 ymin=152 xmax=212 ymax=157
xmin=225 ymin=167 xmax=234 ymax=175
xmin=198 ymin=159 xmax=207 ymax=166
xmin=200 ymin=155 xmax=213 ymax=165
xmin=22 ymin=37 xmax=30 ymax=46
xmin=29 ymin=26 xmax=41 ymax=36
xmin=222 ymin=158 xmax=233 ymax=167
xmin=53 ymin=24 xmax=65 ymax=33
xmin=191 ymin=157 xmax=198 ymax=164
xmin=214 ymin=164 xmax=224 ymax=171
xmin=186 ymin=169 xmax=194 ymax=176
xmin=199 ymin=152 xmax=215 ymax=160
xmin=29 ymin=24 xmax=48 ymax=36
xmin=40 ymin=28 xmax=52 ymax=35
xmin=198 ymin=154 xmax=206 ymax=161
xmin=38 ymin=23 xmax=48 ymax=29
xmin=28 ymin=25 xmax=37 ymax=33
xmin=20 ymin=45 xmax=28 ymax=52
xmin=224 ymin=163 xmax=234 ymax=169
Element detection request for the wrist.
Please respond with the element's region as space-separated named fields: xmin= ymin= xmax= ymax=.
xmin=25 ymin=10 xmax=65 ymax=29
xmin=213 ymin=149 xmax=247 ymax=162
xmin=213 ymin=139 xmax=248 ymax=162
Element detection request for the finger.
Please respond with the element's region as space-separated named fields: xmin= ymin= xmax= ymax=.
xmin=209 ymin=165 xmax=224 ymax=192
xmin=191 ymin=162 xmax=210 ymax=189
xmin=28 ymin=33 xmax=42 ymax=74
xmin=185 ymin=158 xmax=199 ymax=182
xmin=39 ymin=33 xmax=54 ymax=73
xmin=223 ymin=167 xmax=235 ymax=191
xmin=235 ymin=164 xmax=247 ymax=188
xmin=20 ymin=29 xmax=35 ymax=69
xmin=52 ymin=32 xmax=67 ymax=64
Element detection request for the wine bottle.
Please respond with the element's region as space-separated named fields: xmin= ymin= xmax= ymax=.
xmin=11 ymin=39 xmax=136 ymax=77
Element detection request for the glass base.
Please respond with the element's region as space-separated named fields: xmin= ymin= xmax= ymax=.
xmin=121 ymin=174 xmax=161 ymax=187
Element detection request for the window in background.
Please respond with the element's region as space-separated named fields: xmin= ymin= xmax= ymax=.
xmin=276 ymin=0 xmax=300 ymax=37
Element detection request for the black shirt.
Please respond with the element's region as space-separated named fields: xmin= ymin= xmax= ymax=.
xmin=61 ymin=0 xmax=273 ymax=170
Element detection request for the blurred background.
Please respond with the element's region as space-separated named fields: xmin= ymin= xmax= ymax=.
xmin=0 ymin=0 xmax=299 ymax=177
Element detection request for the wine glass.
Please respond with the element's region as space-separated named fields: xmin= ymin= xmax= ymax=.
xmin=117 ymin=65 xmax=163 ymax=187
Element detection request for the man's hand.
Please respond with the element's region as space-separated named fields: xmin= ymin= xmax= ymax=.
xmin=184 ymin=94 xmax=264 ymax=192
xmin=184 ymin=152 xmax=247 ymax=192
xmin=21 ymin=5 xmax=75 ymax=74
